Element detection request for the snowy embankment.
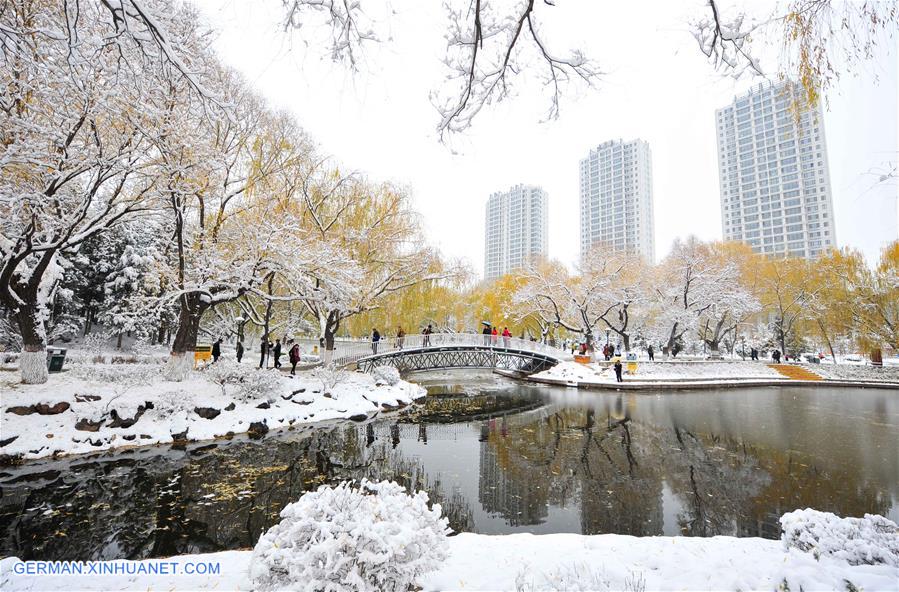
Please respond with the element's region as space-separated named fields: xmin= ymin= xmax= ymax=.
xmin=531 ymin=360 xmax=785 ymax=385
xmin=0 ymin=363 xmax=423 ymax=463
xmin=2 ymin=531 xmax=896 ymax=591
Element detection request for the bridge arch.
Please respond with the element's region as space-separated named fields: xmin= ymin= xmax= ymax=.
xmin=329 ymin=333 xmax=563 ymax=374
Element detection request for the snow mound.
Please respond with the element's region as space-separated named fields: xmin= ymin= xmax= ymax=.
xmin=780 ymin=509 xmax=899 ymax=566
xmin=249 ymin=480 xmax=450 ymax=592
xmin=531 ymin=361 xmax=607 ymax=383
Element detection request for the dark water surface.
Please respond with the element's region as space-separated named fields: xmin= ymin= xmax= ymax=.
xmin=1 ymin=372 xmax=897 ymax=561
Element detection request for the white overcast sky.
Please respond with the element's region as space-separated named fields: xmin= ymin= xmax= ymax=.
xmin=193 ymin=0 xmax=898 ymax=275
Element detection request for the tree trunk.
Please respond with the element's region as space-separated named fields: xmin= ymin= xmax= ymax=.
xmin=166 ymin=294 xmax=207 ymax=381
xmin=15 ymin=307 xmax=48 ymax=384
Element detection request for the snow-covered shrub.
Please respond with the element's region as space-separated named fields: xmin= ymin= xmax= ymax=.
xmin=780 ymin=509 xmax=899 ymax=566
xmin=71 ymin=364 xmax=159 ymax=385
xmin=203 ymin=360 xmax=281 ymax=403
xmin=312 ymin=364 xmax=346 ymax=396
xmin=372 ymin=365 xmax=401 ymax=386
xmin=83 ymin=331 xmax=109 ymax=358
xmin=515 ymin=562 xmax=616 ymax=592
xmin=249 ymin=479 xmax=450 ymax=592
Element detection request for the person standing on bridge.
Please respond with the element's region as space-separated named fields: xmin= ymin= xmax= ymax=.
xmin=482 ymin=324 xmax=491 ymax=346
xmin=371 ymin=328 xmax=381 ymax=354
xmin=491 ymin=326 xmax=498 ymax=346
xmin=288 ymin=341 xmax=301 ymax=375
xmin=396 ymin=326 xmax=405 ymax=350
xmin=502 ymin=327 xmax=511 ymax=349
xmin=423 ymin=324 xmax=432 ymax=347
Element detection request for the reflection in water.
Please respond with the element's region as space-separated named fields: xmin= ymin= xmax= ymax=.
xmin=1 ymin=375 xmax=896 ymax=561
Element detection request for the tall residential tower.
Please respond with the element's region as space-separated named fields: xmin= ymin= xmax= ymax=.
xmin=716 ymin=81 xmax=836 ymax=258
xmin=578 ymin=139 xmax=655 ymax=262
xmin=484 ymin=184 xmax=548 ymax=280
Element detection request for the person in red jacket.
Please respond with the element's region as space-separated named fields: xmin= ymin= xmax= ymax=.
xmin=288 ymin=341 xmax=301 ymax=375
xmin=491 ymin=326 xmax=498 ymax=346
xmin=502 ymin=327 xmax=511 ymax=348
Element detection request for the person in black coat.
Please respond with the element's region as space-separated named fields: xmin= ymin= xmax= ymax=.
xmin=273 ymin=339 xmax=282 ymax=368
xmin=613 ymin=359 xmax=623 ymax=382
xmin=211 ymin=339 xmax=222 ymax=362
xmin=647 ymin=345 xmax=654 ymax=361
xmin=236 ymin=340 xmax=244 ymax=363
xmin=371 ymin=328 xmax=381 ymax=354
xmin=259 ymin=339 xmax=268 ymax=369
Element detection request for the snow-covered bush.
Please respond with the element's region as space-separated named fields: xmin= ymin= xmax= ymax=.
xmin=780 ymin=509 xmax=899 ymax=566
xmin=71 ymin=364 xmax=159 ymax=385
xmin=203 ymin=360 xmax=281 ymax=403
xmin=83 ymin=331 xmax=109 ymax=358
xmin=312 ymin=364 xmax=346 ymax=396
xmin=372 ymin=365 xmax=401 ymax=386
xmin=249 ymin=479 xmax=450 ymax=592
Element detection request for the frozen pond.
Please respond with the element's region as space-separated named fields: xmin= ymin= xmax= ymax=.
xmin=1 ymin=372 xmax=897 ymax=560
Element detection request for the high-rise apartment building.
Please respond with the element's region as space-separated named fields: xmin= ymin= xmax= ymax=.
xmin=484 ymin=184 xmax=548 ymax=280
xmin=578 ymin=139 xmax=655 ymax=263
xmin=716 ymin=81 xmax=836 ymax=258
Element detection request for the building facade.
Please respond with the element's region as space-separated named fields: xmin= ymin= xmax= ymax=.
xmin=484 ymin=184 xmax=548 ymax=280
xmin=578 ymin=139 xmax=655 ymax=263
xmin=716 ymin=81 xmax=836 ymax=258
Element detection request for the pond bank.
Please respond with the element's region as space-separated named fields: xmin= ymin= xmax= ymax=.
xmin=515 ymin=360 xmax=899 ymax=391
xmin=0 ymin=365 xmax=424 ymax=464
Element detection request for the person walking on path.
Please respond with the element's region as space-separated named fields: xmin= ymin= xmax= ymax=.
xmin=259 ymin=338 xmax=268 ymax=369
xmin=396 ymin=326 xmax=405 ymax=350
xmin=647 ymin=345 xmax=654 ymax=361
xmin=371 ymin=328 xmax=381 ymax=354
xmin=772 ymin=349 xmax=781 ymax=363
xmin=502 ymin=327 xmax=511 ymax=348
xmin=423 ymin=324 xmax=433 ymax=347
xmin=613 ymin=358 xmax=623 ymax=382
xmin=212 ymin=338 xmax=222 ymax=363
xmin=273 ymin=339 xmax=283 ymax=369
xmin=482 ymin=324 xmax=491 ymax=346
xmin=236 ymin=340 xmax=244 ymax=363
xmin=751 ymin=348 xmax=758 ymax=361
xmin=288 ymin=342 xmax=301 ymax=375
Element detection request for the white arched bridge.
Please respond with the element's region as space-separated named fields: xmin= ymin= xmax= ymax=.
xmin=320 ymin=333 xmax=564 ymax=374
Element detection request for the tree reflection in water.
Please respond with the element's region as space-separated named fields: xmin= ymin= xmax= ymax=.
xmin=0 ymin=382 xmax=895 ymax=561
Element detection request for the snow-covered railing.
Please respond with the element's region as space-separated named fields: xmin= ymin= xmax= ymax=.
xmin=297 ymin=333 xmax=566 ymax=367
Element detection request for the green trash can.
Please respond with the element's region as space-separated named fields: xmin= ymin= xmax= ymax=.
xmin=47 ymin=348 xmax=67 ymax=372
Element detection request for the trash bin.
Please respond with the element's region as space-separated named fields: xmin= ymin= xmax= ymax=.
xmin=46 ymin=348 xmax=67 ymax=372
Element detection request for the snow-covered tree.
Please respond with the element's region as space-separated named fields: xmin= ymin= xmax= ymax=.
xmin=650 ymin=238 xmax=754 ymax=357
xmin=0 ymin=0 xmax=207 ymax=383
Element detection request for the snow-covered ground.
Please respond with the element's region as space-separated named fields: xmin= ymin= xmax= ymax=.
xmin=2 ymin=531 xmax=896 ymax=591
xmin=532 ymin=360 xmax=784 ymax=384
xmin=0 ymin=363 xmax=423 ymax=462
xmin=532 ymin=360 xmax=899 ymax=384
xmin=811 ymin=363 xmax=899 ymax=382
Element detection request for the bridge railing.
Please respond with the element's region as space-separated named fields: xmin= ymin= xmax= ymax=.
xmin=295 ymin=333 xmax=566 ymax=367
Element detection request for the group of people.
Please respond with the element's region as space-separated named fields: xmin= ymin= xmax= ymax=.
xmin=258 ymin=338 xmax=305 ymax=374
xmin=371 ymin=324 xmax=434 ymax=354
xmin=481 ymin=324 xmax=513 ymax=347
